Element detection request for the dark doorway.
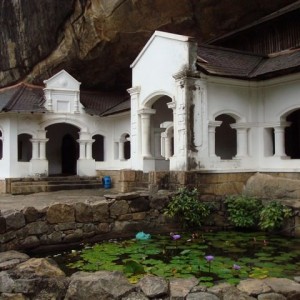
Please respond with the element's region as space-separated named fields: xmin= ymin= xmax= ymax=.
xmin=285 ymin=109 xmax=300 ymax=158
xmin=61 ymin=134 xmax=77 ymax=175
xmin=215 ymin=114 xmax=237 ymax=159
xmin=46 ymin=123 xmax=79 ymax=176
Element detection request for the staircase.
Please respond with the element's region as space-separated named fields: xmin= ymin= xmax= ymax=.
xmin=7 ymin=176 xmax=103 ymax=195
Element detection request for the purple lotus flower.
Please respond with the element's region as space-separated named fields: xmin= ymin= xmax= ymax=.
xmin=172 ymin=234 xmax=181 ymax=240
xmin=205 ymin=255 xmax=214 ymax=262
xmin=233 ymin=264 xmax=241 ymax=270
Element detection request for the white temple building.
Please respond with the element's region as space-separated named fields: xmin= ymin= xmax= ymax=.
xmin=1 ymin=1 xmax=300 ymax=192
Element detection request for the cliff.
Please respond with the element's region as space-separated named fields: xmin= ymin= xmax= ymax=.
xmin=0 ymin=0 xmax=296 ymax=91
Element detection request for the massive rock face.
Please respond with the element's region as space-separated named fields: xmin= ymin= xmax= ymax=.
xmin=0 ymin=0 xmax=296 ymax=91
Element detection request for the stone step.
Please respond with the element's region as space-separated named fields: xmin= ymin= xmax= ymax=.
xmin=9 ymin=176 xmax=99 ymax=182
xmin=11 ymin=179 xmax=101 ymax=186
xmin=8 ymin=176 xmax=104 ymax=195
xmin=10 ymin=183 xmax=103 ymax=195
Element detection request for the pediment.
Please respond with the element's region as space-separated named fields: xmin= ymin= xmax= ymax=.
xmin=43 ymin=70 xmax=81 ymax=91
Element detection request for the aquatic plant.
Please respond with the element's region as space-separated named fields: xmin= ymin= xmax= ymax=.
xmin=259 ymin=201 xmax=292 ymax=232
xmin=61 ymin=231 xmax=300 ymax=286
xmin=205 ymin=255 xmax=214 ymax=273
xmin=165 ymin=187 xmax=214 ymax=229
xmin=225 ymin=195 xmax=263 ymax=229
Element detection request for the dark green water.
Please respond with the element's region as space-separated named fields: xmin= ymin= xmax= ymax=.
xmin=49 ymin=231 xmax=300 ymax=286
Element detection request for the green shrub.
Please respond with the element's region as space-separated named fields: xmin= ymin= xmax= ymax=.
xmin=225 ymin=195 xmax=263 ymax=229
xmin=165 ymin=187 xmax=213 ymax=229
xmin=259 ymin=200 xmax=292 ymax=231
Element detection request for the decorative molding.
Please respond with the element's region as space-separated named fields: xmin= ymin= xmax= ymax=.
xmin=127 ymin=86 xmax=141 ymax=95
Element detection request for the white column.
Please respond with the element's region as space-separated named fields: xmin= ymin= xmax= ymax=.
xmin=274 ymin=126 xmax=288 ymax=157
xmin=208 ymin=121 xmax=222 ymax=157
xmin=86 ymin=140 xmax=94 ymax=159
xmin=79 ymin=142 xmax=86 ymax=159
xmin=127 ymin=86 xmax=141 ymax=169
xmin=74 ymin=91 xmax=80 ymax=113
xmin=165 ymin=136 xmax=172 ymax=159
xmin=119 ymin=141 xmax=125 ymax=160
xmin=138 ymin=108 xmax=156 ymax=158
xmin=39 ymin=139 xmax=48 ymax=159
xmin=31 ymin=139 xmax=39 ymax=159
xmin=161 ymin=132 xmax=166 ymax=157
xmin=231 ymin=124 xmax=249 ymax=158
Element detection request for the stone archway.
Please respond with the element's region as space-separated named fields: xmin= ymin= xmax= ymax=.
xmin=46 ymin=123 xmax=79 ymax=175
xmin=143 ymin=95 xmax=173 ymax=171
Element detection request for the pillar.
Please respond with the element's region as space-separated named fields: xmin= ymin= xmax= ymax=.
xmin=31 ymin=139 xmax=39 ymax=159
xmin=138 ymin=108 xmax=156 ymax=158
xmin=208 ymin=121 xmax=222 ymax=157
xmin=79 ymin=142 xmax=86 ymax=159
xmin=274 ymin=125 xmax=288 ymax=157
xmin=86 ymin=140 xmax=94 ymax=159
xmin=39 ymin=140 xmax=47 ymax=160
xmin=231 ymin=124 xmax=249 ymax=158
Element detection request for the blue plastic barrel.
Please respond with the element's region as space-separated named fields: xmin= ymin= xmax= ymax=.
xmin=102 ymin=176 xmax=111 ymax=189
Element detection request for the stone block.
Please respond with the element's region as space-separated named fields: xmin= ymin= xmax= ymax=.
xmin=97 ymin=223 xmax=110 ymax=233
xmin=129 ymin=197 xmax=150 ymax=212
xmin=2 ymin=210 xmax=25 ymax=230
xmin=54 ymin=222 xmax=76 ymax=231
xmin=26 ymin=221 xmax=48 ymax=235
xmin=118 ymin=214 xmax=133 ymax=221
xmin=92 ymin=202 xmax=109 ymax=222
xmin=0 ymin=216 xmax=6 ymax=233
xmin=20 ymin=236 xmax=40 ymax=249
xmin=74 ymin=203 xmax=93 ymax=223
xmin=132 ymin=212 xmax=146 ymax=220
xmin=110 ymin=200 xmax=129 ymax=217
xmin=46 ymin=204 xmax=75 ymax=224
xmin=120 ymin=170 xmax=136 ymax=182
xmin=22 ymin=207 xmax=40 ymax=223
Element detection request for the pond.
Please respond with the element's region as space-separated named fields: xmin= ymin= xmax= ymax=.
xmin=49 ymin=231 xmax=300 ymax=286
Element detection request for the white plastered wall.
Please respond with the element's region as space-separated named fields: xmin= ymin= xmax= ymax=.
xmin=130 ymin=31 xmax=197 ymax=171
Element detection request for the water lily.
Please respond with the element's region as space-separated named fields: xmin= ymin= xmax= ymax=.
xmin=172 ymin=234 xmax=181 ymax=240
xmin=205 ymin=255 xmax=214 ymax=273
xmin=205 ymin=255 xmax=214 ymax=262
xmin=233 ymin=264 xmax=241 ymax=270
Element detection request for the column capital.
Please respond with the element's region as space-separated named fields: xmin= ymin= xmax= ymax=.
xmin=127 ymin=86 xmax=141 ymax=95
xmin=138 ymin=108 xmax=156 ymax=115
xmin=172 ymin=69 xmax=201 ymax=81
xmin=208 ymin=120 xmax=222 ymax=128
xmin=167 ymin=101 xmax=176 ymax=110
xmin=273 ymin=121 xmax=291 ymax=129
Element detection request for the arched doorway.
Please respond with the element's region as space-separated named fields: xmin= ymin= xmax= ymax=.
xmin=46 ymin=123 xmax=79 ymax=175
xmin=18 ymin=133 xmax=32 ymax=162
xmin=215 ymin=114 xmax=237 ymax=159
xmin=149 ymin=96 xmax=173 ymax=170
xmin=285 ymin=109 xmax=300 ymax=158
xmin=61 ymin=134 xmax=77 ymax=174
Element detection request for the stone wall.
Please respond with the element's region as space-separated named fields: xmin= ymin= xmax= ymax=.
xmin=0 ymin=191 xmax=185 ymax=252
xmin=0 ymin=190 xmax=234 ymax=253
xmin=0 ymin=180 xmax=5 ymax=194
xmin=1 ymin=253 xmax=300 ymax=299
xmin=99 ymin=170 xmax=255 ymax=195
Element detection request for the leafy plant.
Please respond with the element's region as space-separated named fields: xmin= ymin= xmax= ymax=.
xmin=259 ymin=201 xmax=292 ymax=231
xmin=164 ymin=187 xmax=213 ymax=229
xmin=225 ymin=195 xmax=263 ymax=229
